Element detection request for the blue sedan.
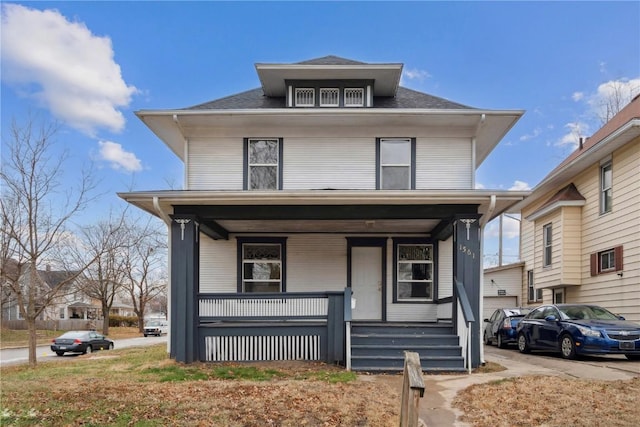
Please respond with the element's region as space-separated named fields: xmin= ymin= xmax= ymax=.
xmin=516 ymin=304 xmax=640 ymax=360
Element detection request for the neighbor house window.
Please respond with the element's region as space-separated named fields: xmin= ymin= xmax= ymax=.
xmin=527 ymin=270 xmax=542 ymax=302
xmin=591 ymin=246 xmax=623 ymax=276
xmin=295 ymin=88 xmax=315 ymax=107
xmin=393 ymin=240 xmax=434 ymax=302
xmin=377 ymin=138 xmax=416 ymax=190
xmin=344 ymin=88 xmax=364 ymax=107
xmin=600 ymin=161 xmax=612 ymax=214
xmin=245 ymin=138 xmax=282 ymax=190
xmin=319 ymin=88 xmax=339 ymax=107
xmin=237 ymin=237 xmax=287 ymax=293
xmin=543 ymin=223 xmax=552 ymax=267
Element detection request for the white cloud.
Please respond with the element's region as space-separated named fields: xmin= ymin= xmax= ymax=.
xmin=509 ymin=180 xmax=531 ymax=191
xmin=556 ymin=121 xmax=590 ymax=149
xmin=572 ymin=92 xmax=584 ymax=101
xmin=519 ymin=127 xmax=542 ymax=141
xmin=475 ymin=182 xmax=486 ymax=190
xmin=586 ymin=78 xmax=640 ymax=121
xmin=1 ymin=3 xmax=138 ymax=136
xmin=98 ymin=140 xmax=142 ymax=172
xmin=402 ymin=68 xmax=432 ymax=83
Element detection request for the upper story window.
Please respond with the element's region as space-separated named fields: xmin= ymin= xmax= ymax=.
xmin=591 ymin=246 xmax=623 ymax=276
xmin=245 ymin=138 xmax=282 ymax=190
xmin=295 ymin=88 xmax=315 ymax=107
xmin=320 ymin=88 xmax=339 ymax=107
xmin=344 ymin=88 xmax=364 ymax=107
xmin=377 ymin=138 xmax=416 ymax=190
xmin=543 ymin=223 xmax=552 ymax=267
xmin=600 ymin=160 xmax=612 ymax=214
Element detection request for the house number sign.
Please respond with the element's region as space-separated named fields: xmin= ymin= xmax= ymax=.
xmin=458 ymin=244 xmax=476 ymax=259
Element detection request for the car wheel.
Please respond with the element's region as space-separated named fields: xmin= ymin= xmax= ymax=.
xmin=108 ymin=342 xmax=114 ymax=350
xmin=484 ymin=331 xmax=491 ymax=345
xmin=517 ymin=333 xmax=530 ymax=354
xmin=144 ymin=334 xmax=148 ymax=337
xmin=84 ymin=345 xmax=93 ymax=355
xmin=625 ymin=354 xmax=640 ymax=361
xmin=560 ymin=334 xmax=577 ymax=359
xmin=56 ymin=351 xmax=64 ymax=356
xmin=497 ymin=334 xmax=507 ymax=349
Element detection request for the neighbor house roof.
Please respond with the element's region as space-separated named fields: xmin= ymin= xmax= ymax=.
xmin=525 ymin=183 xmax=586 ymax=221
xmin=514 ymin=94 xmax=640 ymax=212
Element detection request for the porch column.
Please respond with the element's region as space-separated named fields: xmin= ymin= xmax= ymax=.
xmin=453 ymin=214 xmax=482 ymax=368
xmin=169 ymin=214 xmax=200 ymax=363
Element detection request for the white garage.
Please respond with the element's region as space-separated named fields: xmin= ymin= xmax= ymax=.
xmin=483 ymin=296 xmax=518 ymax=320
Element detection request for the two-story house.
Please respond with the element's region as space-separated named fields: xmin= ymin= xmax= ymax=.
xmin=515 ymin=95 xmax=640 ymax=322
xmin=119 ymin=56 xmax=528 ymax=371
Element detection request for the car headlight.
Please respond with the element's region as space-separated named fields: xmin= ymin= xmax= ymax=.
xmin=576 ymin=325 xmax=601 ymax=338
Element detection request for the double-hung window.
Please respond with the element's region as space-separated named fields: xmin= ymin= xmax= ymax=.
xmin=394 ymin=240 xmax=434 ymax=302
xmin=238 ymin=238 xmax=286 ymax=293
xmin=377 ymin=138 xmax=416 ymax=190
xmin=600 ymin=160 xmax=612 ymax=214
xmin=591 ymin=246 xmax=623 ymax=276
xmin=543 ymin=223 xmax=553 ymax=267
xmin=245 ymin=138 xmax=282 ymax=190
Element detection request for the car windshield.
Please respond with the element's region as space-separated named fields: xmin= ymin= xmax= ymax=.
xmin=559 ymin=305 xmax=620 ymax=321
xmin=504 ymin=308 xmax=531 ymax=317
xmin=146 ymin=320 xmax=163 ymax=326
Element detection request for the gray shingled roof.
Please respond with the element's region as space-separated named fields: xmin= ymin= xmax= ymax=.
xmin=187 ymin=86 xmax=472 ymax=110
xmin=185 ymin=56 xmax=474 ymax=110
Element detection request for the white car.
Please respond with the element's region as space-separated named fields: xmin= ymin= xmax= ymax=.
xmin=143 ymin=319 xmax=168 ymax=337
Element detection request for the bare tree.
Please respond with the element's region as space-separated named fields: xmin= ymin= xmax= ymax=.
xmin=122 ymin=217 xmax=167 ymax=332
xmin=78 ymin=212 xmax=128 ymax=335
xmin=595 ymin=80 xmax=640 ymax=125
xmin=0 ymin=116 xmax=99 ymax=367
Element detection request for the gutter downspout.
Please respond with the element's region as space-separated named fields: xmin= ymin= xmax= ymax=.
xmin=479 ymin=194 xmax=496 ymax=365
xmin=153 ymin=196 xmax=172 ymax=355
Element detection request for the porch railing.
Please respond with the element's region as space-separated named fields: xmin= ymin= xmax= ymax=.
xmin=454 ymin=279 xmax=476 ymax=374
xmin=197 ymin=290 xmax=348 ymax=364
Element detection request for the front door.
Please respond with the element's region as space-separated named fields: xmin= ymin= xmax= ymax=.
xmin=351 ymin=246 xmax=383 ymax=320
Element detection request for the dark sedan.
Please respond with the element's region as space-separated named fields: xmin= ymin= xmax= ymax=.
xmin=484 ymin=307 xmax=532 ymax=348
xmin=516 ymin=304 xmax=640 ymax=360
xmin=51 ymin=331 xmax=114 ymax=356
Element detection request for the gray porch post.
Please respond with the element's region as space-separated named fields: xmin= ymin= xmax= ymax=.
xmin=453 ymin=214 xmax=482 ymax=368
xmin=169 ymin=214 xmax=200 ymax=363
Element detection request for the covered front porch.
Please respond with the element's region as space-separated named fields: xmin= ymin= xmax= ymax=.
xmin=119 ymin=190 xmax=526 ymax=370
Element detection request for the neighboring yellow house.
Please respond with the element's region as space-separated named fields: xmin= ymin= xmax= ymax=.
xmin=514 ymin=95 xmax=640 ymax=322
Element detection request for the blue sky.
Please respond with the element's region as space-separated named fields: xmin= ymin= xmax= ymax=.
xmin=2 ymin=1 xmax=639 ymax=267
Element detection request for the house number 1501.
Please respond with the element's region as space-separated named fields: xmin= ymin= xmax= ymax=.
xmin=458 ymin=244 xmax=476 ymax=259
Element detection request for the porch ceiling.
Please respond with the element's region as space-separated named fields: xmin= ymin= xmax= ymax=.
xmin=214 ymin=219 xmax=441 ymax=234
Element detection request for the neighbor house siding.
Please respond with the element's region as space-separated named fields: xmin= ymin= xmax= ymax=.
xmin=560 ymin=206 xmax=582 ymax=285
xmin=416 ymin=138 xmax=472 ymax=189
xmin=534 ymin=212 xmax=562 ymax=288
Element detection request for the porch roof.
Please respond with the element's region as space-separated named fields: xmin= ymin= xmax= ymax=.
xmin=118 ymin=189 xmax=528 ymax=238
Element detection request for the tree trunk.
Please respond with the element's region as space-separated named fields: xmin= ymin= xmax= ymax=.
xmin=101 ymin=304 xmax=110 ymax=335
xmin=27 ymin=317 xmax=37 ymax=368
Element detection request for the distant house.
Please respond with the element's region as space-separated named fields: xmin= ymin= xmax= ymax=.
xmin=514 ymin=95 xmax=640 ymax=322
xmin=120 ymin=56 xmax=528 ymax=371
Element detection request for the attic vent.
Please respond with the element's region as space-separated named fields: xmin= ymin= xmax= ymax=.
xmin=344 ymin=88 xmax=364 ymax=107
xmin=295 ymin=88 xmax=315 ymax=107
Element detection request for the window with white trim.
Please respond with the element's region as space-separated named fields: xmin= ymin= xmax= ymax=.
xmin=543 ymin=223 xmax=552 ymax=267
xmin=344 ymin=88 xmax=364 ymax=107
xmin=241 ymin=243 xmax=283 ymax=293
xmin=527 ymin=270 xmax=542 ymax=302
xmin=396 ymin=244 xmax=433 ymax=301
xmin=320 ymin=88 xmax=339 ymax=107
xmin=295 ymin=88 xmax=315 ymax=107
xmin=591 ymin=246 xmax=623 ymax=276
xmin=247 ymin=138 xmax=280 ymax=190
xmin=600 ymin=161 xmax=612 ymax=214
xmin=378 ymin=138 xmax=414 ymax=189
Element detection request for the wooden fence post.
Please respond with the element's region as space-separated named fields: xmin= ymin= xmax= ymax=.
xmin=399 ymin=351 xmax=425 ymax=427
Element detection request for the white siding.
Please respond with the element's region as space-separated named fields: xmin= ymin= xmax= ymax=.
xmin=438 ymin=237 xmax=453 ymax=299
xmin=416 ymin=138 xmax=472 ymax=189
xmin=483 ymin=264 xmax=524 ymax=305
xmin=188 ymin=138 xmax=243 ymax=190
xmin=287 ymin=235 xmax=347 ymax=292
xmin=284 ymin=138 xmax=374 ymax=190
xmin=199 ymin=236 xmax=237 ymax=293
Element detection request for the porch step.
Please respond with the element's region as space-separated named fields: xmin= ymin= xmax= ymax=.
xmin=350 ymin=323 xmax=465 ymax=373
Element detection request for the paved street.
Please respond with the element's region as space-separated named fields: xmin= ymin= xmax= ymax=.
xmin=0 ymin=335 xmax=167 ymax=367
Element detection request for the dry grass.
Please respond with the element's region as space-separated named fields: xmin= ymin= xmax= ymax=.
xmin=453 ymin=375 xmax=640 ymax=427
